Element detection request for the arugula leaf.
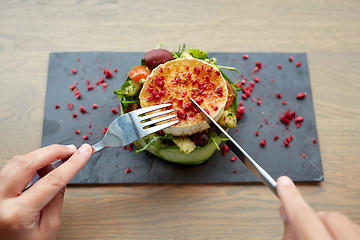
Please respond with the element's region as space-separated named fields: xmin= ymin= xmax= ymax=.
xmin=188 ymin=48 xmax=208 ymax=59
xmin=135 ymin=134 xmax=174 ymax=154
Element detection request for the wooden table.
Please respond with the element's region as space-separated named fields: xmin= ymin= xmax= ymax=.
xmin=1 ymin=1 xmax=359 ymax=239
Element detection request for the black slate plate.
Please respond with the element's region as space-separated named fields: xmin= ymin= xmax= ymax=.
xmin=42 ymin=52 xmax=323 ymax=184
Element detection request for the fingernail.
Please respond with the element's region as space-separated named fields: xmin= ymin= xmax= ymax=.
xmin=79 ymin=144 xmax=90 ymax=153
xmin=278 ymin=176 xmax=294 ymax=187
xmin=66 ymin=144 xmax=77 ymax=151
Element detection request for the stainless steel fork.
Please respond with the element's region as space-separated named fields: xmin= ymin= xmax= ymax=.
xmin=92 ymin=103 xmax=179 ymax=153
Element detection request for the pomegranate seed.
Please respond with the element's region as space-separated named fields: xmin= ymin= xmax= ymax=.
xmin=295 ymin=116 xmax=304 ymax=122
xmin=296 ymin=92 xmax=306 ymax=99
xmin=68 ymin=103 xmax=73 ymax=110
xmin=237 ymin=106 xmax=245 ymax=114
xmin=55 ymin=104 xmax=60 ymax=109
xmin=92 ymin=104 xmax=98 ymax=109
xmin=87 ymin=84 xmax=94 ymax=91
xmin=276 ymin=93 xmax=282 ymax=98
xmin=243 ymin=54 xmax=249 ymax=59
xmin=76 ymin=58 xmax=80 ymax=62
xmin=114 ymin=68 xmax=118 ymax=73
xmin=284 ymin=140 xmax=290 ymax=147
xmin=103 ymin=127 xmax=108 ymax=134
xmin=277 ymin=64 xmax=282 ymax=69
xmin=72 ymin=69 xmax=77 ymax=74
xmin=289 ymin=56 xmax=293 ymax=62
xmin=112 ymin=108 xmax=118 ymax=114
xmin=80 ymin=106 xmax=86 ymax=113
xmin=75 ymin=129 xmax=81 ymax=134
xmin=241 ymin=94 xmax=247 ymax=100
xmin=259 ymin=139 xmax=267 ymax=148
xmin=296 ymin=61 xmax=302 ymax=67
xmin=254 ymin=77 xmax=260 ymax=83
xmin=274 ymin=135 xmax=279 ymax=141
xmin=125 ymin=168 xmax=131 ymax=173
xmin=73 ymin=113 xmax=78 ymax=118
xmin=82 ymin=135 xmax=88 ymax=140
xmin=257 ymin=99 xmax=262 ymax=105
xmin=221 ymin=144 xmax=230 ymax=156
xmin=255 ymin=130 xmax=259 ymax=136
xmin=282 ymin=100 xmax=287 ymax=105
xmin=231 ymin=155 xmax=237 ymax=162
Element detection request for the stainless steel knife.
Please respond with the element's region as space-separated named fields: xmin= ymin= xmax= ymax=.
xmin=190 ymin=98 xmax=278 ymax=197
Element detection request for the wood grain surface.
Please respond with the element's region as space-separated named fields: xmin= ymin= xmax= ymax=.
xmin=0 ymin=0 xmax=359 ymax=239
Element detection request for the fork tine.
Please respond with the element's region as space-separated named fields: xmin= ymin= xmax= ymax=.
xmin=141 ymin=119 xmax=179 ymax=137
xmin=141 ymin=114 xmax=178 ymax=128
xmin=138 ymin=109 xmax=175 ymax=122
xmin=133 ymin=103 xmax=172 ymax=116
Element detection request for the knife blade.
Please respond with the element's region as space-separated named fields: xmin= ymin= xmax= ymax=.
xmin=190 ymin=98 xmax=278 ymax=197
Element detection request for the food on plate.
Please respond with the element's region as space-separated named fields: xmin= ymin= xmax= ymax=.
xmin=114 ymin=45 xmax=241 ymax=164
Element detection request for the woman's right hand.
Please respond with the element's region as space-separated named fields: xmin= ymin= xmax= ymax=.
xmin=277 ymin=176 xmax=360 ymax=240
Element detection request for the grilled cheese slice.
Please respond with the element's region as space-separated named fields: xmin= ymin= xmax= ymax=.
xmin=139 ymin=58 xmax=228 ymax=136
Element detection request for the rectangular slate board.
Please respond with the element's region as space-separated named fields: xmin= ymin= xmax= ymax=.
xmin=42 ymin=52 xmax=323 ymax=184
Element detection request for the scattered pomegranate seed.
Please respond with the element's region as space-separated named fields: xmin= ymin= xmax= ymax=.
xmin=221 ymin=144 xmax=230 ymax=155
xmin=103 ymin=127 xmax=108 ymax=134
xmin=296 ymin=92 xmax=306 ymax=99
xmin=296 ymin=61 xmax=302 ymax=67
xmin=233 ymin=170 xmax=237 ymax=173
xmin=243 ymin=54 xmax=249 ymax=59
xmin=277 ymin=64 xmax=282 ymax=69
xmin=231 ymin=155 xmax=237 ymax=162
xmin=71 ymin=69 xmax=77 ymax=74
xmin=282 ymin=100 xmax=287 ymax=105
xmin=87 ymin=84 xmax=94 ymax=91
xmin=76 ymin=58 xmax=80 ymax=62
xmin=114 ymin=68 xmax=118 ymax=73
xmin=255 ymin=130 xmax=259 ymax=136
xmin=254 ymin=77 xmax=260 ymax=83
xmin=92 ymin=104 xmax=98 ymax=109
xmin=73 ymin=113 xmax=78 ymax=118
xmin=82 ymin=135 xmax=88 ymax=140
xmin=313 ymin=139 xmax=317 ymax=144
xmin=125 ymin=168 xmax=131 ymax=173
xmin=274 ymin=135 xmax=279 ymax=141
xmin=289 ymin=56 xmax=293 ymax=62
xmin=112 ymin=108 xmax=118 ymax=114
xmin=80 ymin=106 xmax=86 ymax=113
xmin=69 ymin=84 xmax=76 ymax=91
xmin=295 ymin=116 xmax=304 ymax=122
xmin=284 ymin=140 xmax=290 ymax=147
xmin=259 ymin=139 xmax=267 ymax=148
xmin=55 ymin=104 xmax=60 ymax=109
xmin=257 ymin=99 xmax=262 ymax=105
xmin=75 ymin=129 xmax=81 ymax=134
xmin=276 ymin=93 xmax=282 ymax=98
xmin=68 ymin=103 xmax=73 ymax=110
xmin=303 ymin=154 xmax=306 ymax=158
xmin=241 ymin=94 xmax=247 ymax=100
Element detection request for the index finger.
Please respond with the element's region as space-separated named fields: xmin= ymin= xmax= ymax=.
xmin=19 ymin=144 xmax=92 ymax=211
xmin=277 ymin=176 xmax=332 ymax=240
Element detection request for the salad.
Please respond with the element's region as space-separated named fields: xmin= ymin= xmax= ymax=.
xmin=114 ymin=45 xmax=241 ymax=164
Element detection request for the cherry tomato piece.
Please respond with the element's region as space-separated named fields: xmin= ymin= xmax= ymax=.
xmin=225 ymin=81 xmax=235 ymax=108
xmin=128 ymin=65 xmax=151 ymax=82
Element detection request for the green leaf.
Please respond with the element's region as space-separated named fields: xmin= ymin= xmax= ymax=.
xmin=172 ymin=43 xmax=186 ymax=59
xmin=188 ymin=48 xmax=208 ymax=59
xmin=217 ymin=65 xmax=239 ymax=73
